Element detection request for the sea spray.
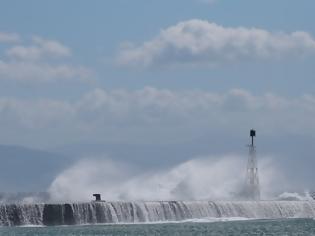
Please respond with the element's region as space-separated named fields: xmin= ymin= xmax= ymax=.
xmin=48 ymin=155 xmax=286 ymax=202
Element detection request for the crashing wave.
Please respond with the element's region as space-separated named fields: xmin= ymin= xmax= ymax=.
xmin=277 ymin=192 xmax=314 ymax=201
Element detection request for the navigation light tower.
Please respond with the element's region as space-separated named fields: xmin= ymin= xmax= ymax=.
xmin=245 ymin=129 xmax=260 ymax=200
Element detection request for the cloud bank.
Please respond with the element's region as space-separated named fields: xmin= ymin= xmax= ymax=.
xmin=0 ymin=87 xmax=314 ymax=146
xmin=117 ymin=20 xmax=315 ymax=67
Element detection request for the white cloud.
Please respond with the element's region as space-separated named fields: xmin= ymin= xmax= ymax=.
xmin=117 ymin=20 xmax=315 ymax=67
xmin=6 ymin=46 xmax=42 ymax=61
xmin=0 ymin=61 xmax=92 ymax=82
xmin=6 ymin=37 xmax=71 ymax=60
xmin=0 ymin=35 xmax=91 ymax=82
xmin=0 ymin=32 xmax=20 ymax=43
xmin=0 ymin=87 xmax=314 ymax=146
xmin=33 ymin=36 xmax=71 ymax=57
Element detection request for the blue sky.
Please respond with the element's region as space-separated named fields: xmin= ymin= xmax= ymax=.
xmin=0 ymin=0 xmax=314 ymax=149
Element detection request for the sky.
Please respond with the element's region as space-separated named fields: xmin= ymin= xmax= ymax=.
xmin=0 ymin=0 xmax=315 ymax=196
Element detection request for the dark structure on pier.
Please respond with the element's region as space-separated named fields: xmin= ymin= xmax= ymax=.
xmin=93 ymin=194 xmax=101 ymax=201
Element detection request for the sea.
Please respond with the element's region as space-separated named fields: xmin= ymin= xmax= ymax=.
xmin=0 ymin=219 xmax=315 ymax=236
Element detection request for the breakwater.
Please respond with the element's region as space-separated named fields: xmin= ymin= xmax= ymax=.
xmin=1 ymin=201 xmax=315 ymax=226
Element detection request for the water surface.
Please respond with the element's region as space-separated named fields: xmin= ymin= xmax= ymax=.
xmin=1 ymin=218 xmax=314 ymax=236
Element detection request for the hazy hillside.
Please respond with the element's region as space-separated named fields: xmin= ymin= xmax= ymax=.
xmin=0 ymin=145 xmax=73 ymax=192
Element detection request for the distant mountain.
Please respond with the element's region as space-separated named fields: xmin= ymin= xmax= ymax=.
xmin=0 ymin=145 xmax=73 ymax=192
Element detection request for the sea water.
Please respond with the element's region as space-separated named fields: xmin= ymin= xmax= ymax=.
xmin=0 ymin=219 xmax=315 ymax=236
